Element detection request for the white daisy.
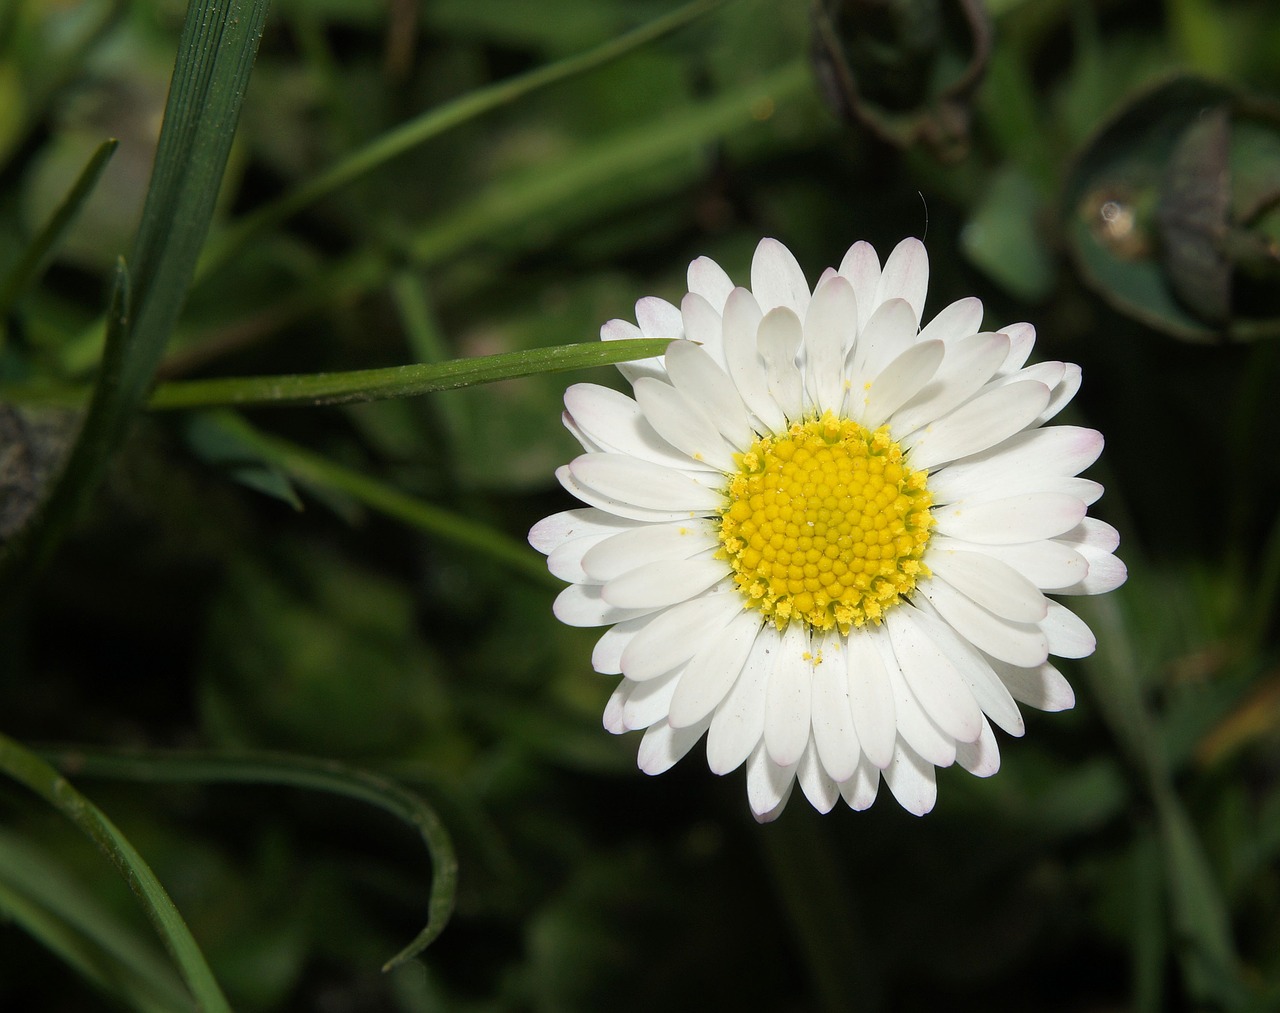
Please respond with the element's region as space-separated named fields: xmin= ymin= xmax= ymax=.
xmin=529 ymin=237 xmax=1127 ymax=822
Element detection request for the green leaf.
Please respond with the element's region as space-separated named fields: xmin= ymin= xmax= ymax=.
xmin=0 ymin=733 xmax=231 ymax=1012
xmin=0 ymin=0 xmax=270 ymax=597
xmin=37 ymin=747 xmax=459 ymax=971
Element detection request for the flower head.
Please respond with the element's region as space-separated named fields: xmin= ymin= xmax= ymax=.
xmin=529 ymin=238 xmax=1126 ymax=821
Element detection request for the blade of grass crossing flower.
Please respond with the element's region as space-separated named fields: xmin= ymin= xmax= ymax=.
xmin=0 ymin=0 xmax=270 ymax=593
xmin=0 ymin=831 xmax=192 ymax=1012
xmin=0 ymin=734 xmax=230 ymax=1012
xmin=39 ymin=747 xmax=459 ymax=969
xmin=200 ymin=410 xmax=558 ymax=588
xmin=145 ymin=337 xmax=674 ymax=409
xmin=0 ymin=138 xmax=118 ymax=321
xmin=197 ymin=0 xmax=727 ymax=280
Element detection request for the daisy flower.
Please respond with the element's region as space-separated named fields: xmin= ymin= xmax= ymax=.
xmin=529 ymin=238 xmax=1126 ymax=822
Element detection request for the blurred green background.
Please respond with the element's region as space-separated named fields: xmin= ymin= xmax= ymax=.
xmin=3 ymin=0 xmax=1280 ymax=1009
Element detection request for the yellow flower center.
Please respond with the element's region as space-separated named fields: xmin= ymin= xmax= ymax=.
xmin=717 ymin=413 xmax=934 ymax=633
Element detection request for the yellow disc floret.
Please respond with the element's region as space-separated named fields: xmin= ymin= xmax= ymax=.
xmin=717 ymin=412 xmax=933 ymax=633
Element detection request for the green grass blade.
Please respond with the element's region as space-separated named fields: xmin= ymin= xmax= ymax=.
xmin=198 ymin=0 xmax=726 ymax=280
xmin=0 ymin=337 xmax=673 ymax=411
xmin=147 ymin=337 xmax=672 ymax=408
xmin=196 ymin=411 xmax=557 ymax=587
xmin=0 ymin=0 xmax=270 ymax=592
xmin=0 ymin=830 xmax=193 ymax=1012
xmin=0 ymin=734 xmax=230 ymax=1012
xmin=0 ymin=138 xmax=118 ymax=320
xmin=39 ymin=747 xmax=459 ymax=971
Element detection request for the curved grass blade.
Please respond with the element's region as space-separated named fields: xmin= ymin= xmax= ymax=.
xmin=198 ymin=0 xmax=726 ymax=280
xmin=0 ymin=734 xmax=230 ymax=1012
xmin=0 ymin=829 xmax=192 ymax=1012
xmin=191 ymin=410 xmax=557 ymax=587
xmin=0 ymin=138 xmax=118 ymax=321
xmin=41 ymin=747 xmax=459 ymax=971
xmin=0 ymin=0 xmax=270 ymax=598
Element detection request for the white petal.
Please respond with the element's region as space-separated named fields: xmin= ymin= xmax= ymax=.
xmin=569 ymin=454 xmax=724 ymax=513
xmin=581 ymin=519 xmax=718 ymax=582
xmin=592 ymin=617 xmax=648 ymax=674
xmin=529 ymin=507 xmax=639 ymax=555
xmin=918 ymin=296 xmax=983 ymax=345
xmin=882 ymin=741 xmax=937 ymax=816
xmin=797 ymin=740 xmax=840 ymax=813
xmin=764 ymin=622 xmax=813 ymax=767
xmin=873 ymin=238 xmax=929 ymax=327
xmin=919 ymin=576 xmax=1049 ymax=667
xmin=1059 ymin=517 xmax=1120 ymax=553
xmin=925 ymin=550 xmax=1048 ymax=623
xmin=907 ymin=595 xmax=1026 ymax=736
xmin=931 ymin=535 xmax=1087 ymax=590
xmin=635 ymin=296 xmax=683 ymax=338
xmin=620 ymin=591 xmax=742 ymax=681
xmin=688 ymin=255 xmax=735 ymax=311
xmin=746 ymin=741 xmax=798 ymax=823
xmin=758 ymin=306 xmax=805 ymax=421
xmin=603 ymin=680 xmax=630 ymax=733
xmin=838 ymin=756 xmax=881 ymax=811
xmin=990 ymin=659 xmax=1076 ymax=712
xmin=602 ymin=557 xmax=727 ymax=609
xmin=904 ymin=380 xmax=1051 ymax=470
xmin=706 ymin=624 xmax=777 ymax=774
xmin=665 ymin=338 xmax=756 ymax=447
xmin=564 ymin=383 xmax=717 ymax=472
xmin=955 ymin=716 xmax=1001 ymax=777
xmin=810 ymin=633 xmax=861 ymax=781
xmin=996 ymin=322 xmax=1036 ymax=373
xmin=1041 ymin=600 xmax=1096 ymax=658
xmin=846 ymin=625 xmax=897 ymax=768
xmin=890 ymin=332 xmax=1010 ymax=435
xmin=637 ymin=717 xmax=708 ymax=775
xmin=1052 ymin=545 xmax=1128 ymax=595
xmin=632 ymin=377 xmax=738 ymax=472
xmin=722 ymin=287 xmax=787 ymax=434
xmin=927 ymin=426 xmax=1104 ymax=505
xmin=878 ymin=636 xmax=957 ymax=767
xmin=837 ymin=240 xmax=882 ymax=333
xmin=932 ymin=492 xmax=1087 ymax=544
xmin=622 ymin=667 xmax=682 ymax=729
xmin=553 ymin=582 xmax=657 ymax=628
xmin=859 ymin=339 xmax=945 ymax=429
xmin=1039 ymin=363 xmax=1082 ymax=424
xmin=547 ymin=531 xmax=612 ymax=583
xmin=680 ymin=292 xmax=725 ymax=364
xmin=804 ymin=275 xmax=858 ymax=414
xmin=601 ymin=317 xmax=666 ymax=385
xmin=885 ymin=604 xmax=985 ymax=743
xmin=751 ymin=238 xmax=811 ymax=317
xmin=846 ymin=298 xmax=918 ymax=398
xmin=557 ymin=465 xmax=702 ymax=523
xmin=991 ymin=359 xmax=1064 ymax=394
xmin=668 ymin=611 xmax=763 ymax=728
